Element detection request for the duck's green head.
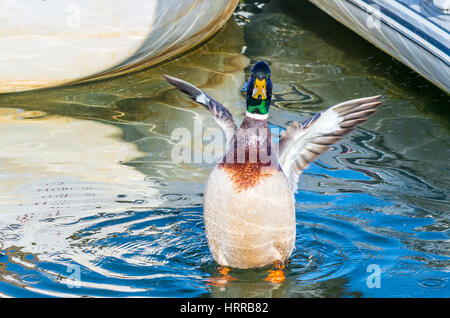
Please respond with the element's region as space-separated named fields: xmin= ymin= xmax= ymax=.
xmin=246 ymin=61 xmax=272 ymax=115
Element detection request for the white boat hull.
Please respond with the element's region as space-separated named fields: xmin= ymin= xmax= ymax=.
xmin=0 ymin=0 xmax=238 ymax=93
xmin=308 ymin=0 xmax=450 ymax=93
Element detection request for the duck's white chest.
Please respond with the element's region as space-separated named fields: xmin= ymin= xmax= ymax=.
xmin=203 ymin=165 xmax=296 ymax=269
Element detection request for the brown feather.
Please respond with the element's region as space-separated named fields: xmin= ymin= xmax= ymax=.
xmin=340 ymin=118 xmax=368 ymax=129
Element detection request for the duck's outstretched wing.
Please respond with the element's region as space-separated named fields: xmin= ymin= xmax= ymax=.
xmin=163 ymin=75 xmax=237 ymax=146
xmin=278 ymin=95 xmax=384 ymax=193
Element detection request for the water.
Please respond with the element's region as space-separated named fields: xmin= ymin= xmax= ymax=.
xmin=0 ymin=0 xmax=449 ymax=298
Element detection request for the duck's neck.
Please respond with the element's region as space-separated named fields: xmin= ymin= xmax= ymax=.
xmin=239 ymin=113 xmax=269 ymax=133
xmin=219 ymin=112 xmax=278 ymax=167
xmin=245 ymin=111 xmax=269 ymax=121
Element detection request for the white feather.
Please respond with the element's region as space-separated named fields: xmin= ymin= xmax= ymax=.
xmin=314 ymin=109 xmax=343 ymax=134
xmin=195 ymin=92 xmax=210 ymax=105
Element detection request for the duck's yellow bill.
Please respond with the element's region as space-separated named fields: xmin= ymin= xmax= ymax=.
xmin=252 ymin=78 xmax=267 ymax=100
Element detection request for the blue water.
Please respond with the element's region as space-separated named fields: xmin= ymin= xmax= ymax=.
xmin=0 ymin=0 xmax=448 ymax=298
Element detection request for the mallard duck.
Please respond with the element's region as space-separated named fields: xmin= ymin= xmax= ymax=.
xmin=164 ymin=61 xmax=383 ymax=277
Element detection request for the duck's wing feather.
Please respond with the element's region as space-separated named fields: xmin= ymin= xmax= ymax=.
xmin=278 ymin=95 xmax=384 ymax=193
xmin=163 ymin=74 xmax=237 ymax=146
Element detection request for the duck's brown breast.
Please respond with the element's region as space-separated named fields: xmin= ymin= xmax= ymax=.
xmin=218 ymin=116 xmax=282 ymax=192
xmin=217 ymin=162 xmax=279 ymax=192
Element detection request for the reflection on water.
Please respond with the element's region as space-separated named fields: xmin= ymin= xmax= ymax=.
xmin=0 ymin=0 xmax=449 ymax=297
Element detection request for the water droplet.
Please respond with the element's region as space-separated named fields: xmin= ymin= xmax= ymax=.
xmin=1 ymin=234 xmax=21 ymax=241
xmin=144 ymin=176 xmax=167 ymax=187
xmin=7 ymin=224 xmax=22 ymax=230
xmin=160 ymin=194 xmax=184 ymax=202
xmin=419 ymin=278 xmax=445 ymax=289
xmin=390 ymin=267 xmax=420 ymax=277
xmin=20 ymin=275 xmax=41 ymax=285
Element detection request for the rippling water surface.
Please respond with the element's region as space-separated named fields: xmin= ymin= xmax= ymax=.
xmin=0 ymin=0 xmax=449 ymax=298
